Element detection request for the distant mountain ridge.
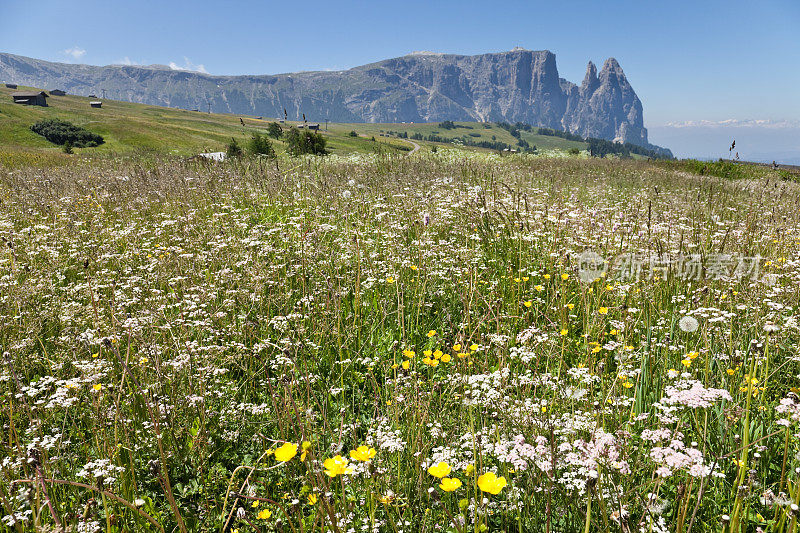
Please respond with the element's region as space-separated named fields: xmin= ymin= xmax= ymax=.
xmin=1 ymin=49 xmax=663 ymax=148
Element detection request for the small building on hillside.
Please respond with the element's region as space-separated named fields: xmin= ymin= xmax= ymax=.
xmin=5 ymin=83 xmax=18 ymax=89
xmin=50 ymin=89 xmax=66 ymax=96
xmin=90 ymin=101 xmax=102 ymax=108
xmin=12 ymin=91 xmax=48 ymax=106
xmin=307 ymin=123 xmax=320 ymax=131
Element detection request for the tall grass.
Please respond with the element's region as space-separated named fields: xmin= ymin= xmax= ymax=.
xmin=1 ymin=152 xmax=799 ymax=532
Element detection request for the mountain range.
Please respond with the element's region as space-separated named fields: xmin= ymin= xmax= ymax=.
xmin=1 ymin=49 xmax=661 ymax=149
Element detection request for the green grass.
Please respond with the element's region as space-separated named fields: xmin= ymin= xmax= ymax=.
xmin=0 ymin=86 xmax=415 ymax=162
xmin=1 ymin=87 xmax=595 ymax=166
xmin=334 ymin=120 xmax=588 ymax=152
xmin=1 ymin=152 xmax=799 ymax=532
xmin=656 ymin=158 xmax=800 ymax=182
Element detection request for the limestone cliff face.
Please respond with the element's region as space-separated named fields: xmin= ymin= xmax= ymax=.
xmin=562 ymin=59 xmax=647 ymax=144
xmin=0 ymin=49 xmax=651 ymax=145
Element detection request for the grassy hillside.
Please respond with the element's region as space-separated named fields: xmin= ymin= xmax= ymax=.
xmin=1 ymin=86 xmax=597 ymax=167
xmin=338 ymin=120 xmax=588 ymax=152
xmin=0 ymin=86 xmax=414 ymax=163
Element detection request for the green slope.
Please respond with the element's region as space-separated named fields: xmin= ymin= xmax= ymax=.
xmin=335 ymin=121 xmax=587 ymax=152
xmin=0 ymin=86 xmax=591 ymax=167
xmin=0 ymin=86 xmax=414 ymax=161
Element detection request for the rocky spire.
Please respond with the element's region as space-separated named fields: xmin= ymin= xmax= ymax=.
xmin=599 ymin=57 xmax=625 ymax=83
xmin=580 ymin=61 xmax=599 ymax=95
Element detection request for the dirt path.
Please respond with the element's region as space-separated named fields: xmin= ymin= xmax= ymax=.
xmin=403 ymin=139 xmax=421 ymax=154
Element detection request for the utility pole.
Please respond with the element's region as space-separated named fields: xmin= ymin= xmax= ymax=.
xmin=101 ymin=88 xmax=106 ymax=99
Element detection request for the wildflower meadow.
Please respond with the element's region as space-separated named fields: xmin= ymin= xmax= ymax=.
xmin=1 ymin=152 xmax=799 ymax=532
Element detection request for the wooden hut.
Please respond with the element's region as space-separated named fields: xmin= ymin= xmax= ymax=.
xmin=12 ymin=91 xmax=48 ymax=106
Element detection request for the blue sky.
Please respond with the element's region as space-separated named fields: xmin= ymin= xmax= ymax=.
xmin=2 ymin=0 xmax=799 ymax=160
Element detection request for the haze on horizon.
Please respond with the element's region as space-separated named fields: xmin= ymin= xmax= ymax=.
xmin=2 ymin=0 xmax=798 ymax=163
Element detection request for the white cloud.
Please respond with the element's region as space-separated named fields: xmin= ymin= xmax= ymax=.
xmin=168 ymin=57 xmax=208 ymax=74
xmin=663 ymin=119 xmax=800 ymax=129
xmin=63 ymin=46 xmax=86 ymax=60
xmin=114 ymin=56 xmax=140 ymax=66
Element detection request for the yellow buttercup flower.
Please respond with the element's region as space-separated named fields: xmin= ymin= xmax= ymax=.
xmin=93 ymin=384 xmax=102 ymax=391
xmin=452 ymin=344 xmax=461 ymax=352
xmin=561 ymin=273 xmax=569 ymax=280
xmin=477 ymin=472 xmax=507 ymax=494
xmin=524 ymin=300 xmax=532 ymax=308
xmin=598 ymin=307 xmax=608 ymax=315
xmin=349 ymin=445 xmax=376 ymax=462
xmin=275 ymin=442 xmax=298 ymax=462
xmin=307 ymin=494 xmax=317 ymax=505
xmin=257 ymin=508 xmax=272 ymax=520
xmin=323 ymin=455 xmax=352 ymax=477
xmin=439 ymin=477 xmax=462 ymax=492
xmin=427 ymin=461 xmax=452 ymax=478
xmin=427 ymin=330 xmax=437 ymax=337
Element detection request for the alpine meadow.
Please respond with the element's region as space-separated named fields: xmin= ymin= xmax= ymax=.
xmin=2 ymin=149 xmax=800 ymax=532
xmin=2 ymin=2 xmax=800 ymax=532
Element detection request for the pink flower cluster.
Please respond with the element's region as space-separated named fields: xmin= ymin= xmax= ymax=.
xmin=650 ymin=440 xmax=714 ymax=478
xmin=776 ymin=394 xmax=800 ymax=426
xmin=662 ymin=379 xmax=732 ymax=409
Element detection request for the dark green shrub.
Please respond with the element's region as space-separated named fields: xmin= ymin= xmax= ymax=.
xmin=62 ymin=141 xmax=73 ymax=154
xmin=247 ymin=132 xmax=276 ymax=158
xmin=349 ymin=130 xmax=358 ymax=137
xmin=568 ymin=147 xmax=581 ymax=155
xmin=30 ymin=119 xmax=104 ymax=148
xmin=285 ymin=128 xmax=328 ymax=156
xmin=267 ymin=122 xmax=283 ymax=139
xmin=226 ymin=138 xmax=243 ymax=158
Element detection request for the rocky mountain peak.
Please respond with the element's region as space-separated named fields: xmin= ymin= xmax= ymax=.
xmin=598 ymin=57 xmax=628 ymax=86
xmin=0 ymin=50 xmax=656 ymax=147
xmin=581 ymin=61 xmax=599 ymax=94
